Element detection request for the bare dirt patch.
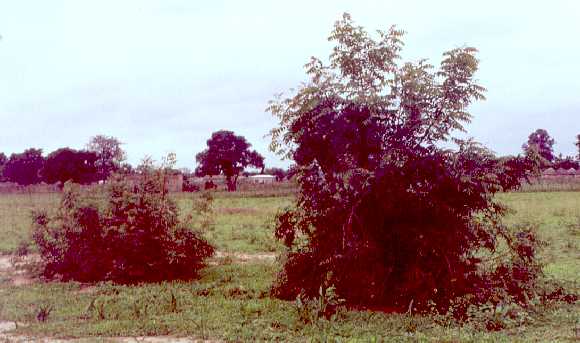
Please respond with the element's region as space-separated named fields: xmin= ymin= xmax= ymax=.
xmin=0 ymin=254 xmax=38 ymax=286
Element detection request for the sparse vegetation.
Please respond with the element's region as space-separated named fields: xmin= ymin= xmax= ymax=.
xmin=0 ymin=191 xmax=576 ymax=341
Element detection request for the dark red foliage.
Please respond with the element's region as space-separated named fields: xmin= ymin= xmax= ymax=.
xmin=32 ymin=172 xmax=214 ymax=283
xmin=268 ymin=14 xmax=546 ymax=313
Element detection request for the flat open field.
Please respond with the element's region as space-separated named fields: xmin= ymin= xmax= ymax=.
xmin=0 ymin=191 xmax=578 ymax=341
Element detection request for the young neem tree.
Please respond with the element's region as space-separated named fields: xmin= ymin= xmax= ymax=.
xmin=196 ymin=130 xmax=265 ymax=191
xmin=268 ymin=14 xmax=540 ymax=312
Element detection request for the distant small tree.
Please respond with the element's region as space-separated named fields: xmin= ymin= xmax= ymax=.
xmin=553 ymin=155 xmax=579 ymax=170
xmin=195 ymin=130 xmax=265 ymax=191
xmin=0 ymin=153 xmax=7 ymax=181
xmin=40 ymin=148 xmax=99 ymax=185
xmin=86 ymin=135 xmax=126 ymax=180
xmin=522 ymin=129 xmax=555 ymax=164
xmin=576 ymin=134 xmax=580 ymax=160
xmin=3 ymin=148 xmax=45 ymax=185
xmin=117 ymin=162 xmax=134 ymax=175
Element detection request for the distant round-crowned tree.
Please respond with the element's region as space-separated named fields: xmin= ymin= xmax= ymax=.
xmin=41 ymin=148 xmax=99 ymax=184
xmin=195 ymin=130 xmax=264 ymax=191
xmin=522 ymin=129 xmax=555 ymax=164
xmin=268 ymin=14 xmax=541 ymax=313
xmin=3 ymin=148 xmax=45 ymax=185
xmin=86 ymin=135 xmax=126 ymax=181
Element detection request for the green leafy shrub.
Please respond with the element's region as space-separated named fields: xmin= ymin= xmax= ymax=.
xmin=32 ymin=160 xmax=214 ymax=283
xmin=267 ymin=13 xmax=566 ymax=316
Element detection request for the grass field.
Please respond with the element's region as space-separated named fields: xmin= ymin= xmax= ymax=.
xmin=0 ymin=191 xmax=578 ymax=341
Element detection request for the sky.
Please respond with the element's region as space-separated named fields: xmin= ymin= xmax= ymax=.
xmin=0 ymin=0 xmax=579 ymax=169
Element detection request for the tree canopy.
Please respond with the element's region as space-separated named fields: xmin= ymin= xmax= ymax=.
xmin=522 ymin=129 xmax=555 ymax=164
xmin=268 ymin=14 xmax=539 ymax=312
xmin=86 ymin=135 xmax=126 ymax=181
xmin=195 ymin=130 xmax=264 ymax=191
xmin=40 ymin=148 xmax=99 ymax=185
xmin=3 ymin=148 xmax=45 ymax=185
xmin=0 ymin=153 xmax=7 ymax=182
xmin=576 ymin=134 xmax=580 ymax=160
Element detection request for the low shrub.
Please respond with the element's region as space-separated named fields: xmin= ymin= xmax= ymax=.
xmin=32 ymin=162 xmax=214 ymax=283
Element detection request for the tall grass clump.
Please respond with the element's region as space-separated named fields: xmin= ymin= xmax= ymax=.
xmin=31 ymin=156 xmax=214 ymax=283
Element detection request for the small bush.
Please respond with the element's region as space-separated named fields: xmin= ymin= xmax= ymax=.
xmin=182 ymin=177 xmax=200 ymax=192
xmin=32 ymin=161 xmax=214 ymax=283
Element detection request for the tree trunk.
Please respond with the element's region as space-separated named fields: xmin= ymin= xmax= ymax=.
xmin=226 ymin=175 xmax=237 ymax=192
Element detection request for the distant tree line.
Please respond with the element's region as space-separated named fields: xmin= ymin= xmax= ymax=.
xmin=1 ymin=128 xmax=575 ymax=188
xmin=0 ymin=135 xmax=126 ymax=186
xmin=0 ymin=131 xmax=291 ymax=190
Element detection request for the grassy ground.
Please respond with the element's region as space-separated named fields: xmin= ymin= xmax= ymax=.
xmin=0 ymin=192 xmax=292 ymax=255
xmin=0 ymin=192 xmax=60 ymax=254
xmin=0 ymin=191 xmax=578 ymax=341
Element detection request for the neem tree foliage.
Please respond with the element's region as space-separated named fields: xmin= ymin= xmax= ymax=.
xmin=268 ymin=14 xmax=541 ymax=312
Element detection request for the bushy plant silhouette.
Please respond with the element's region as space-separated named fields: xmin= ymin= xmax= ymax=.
xmin=32 ymin=160 xmax=214 ymax=283
xmin=268 ymin=14 xmax=547 ymax=313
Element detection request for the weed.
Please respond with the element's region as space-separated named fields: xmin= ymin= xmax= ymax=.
xmin=295 ymin=284 xmax=345 ymax=325
xmin=168 ymin=291 xmax=178 ymax=313
xmin=96 ymin=300 xmax=106 ymax=320
xmin=35 ymin=304 xmax=52 ymax=322
xmin=14 ymin=240 xmax=30 ymax=257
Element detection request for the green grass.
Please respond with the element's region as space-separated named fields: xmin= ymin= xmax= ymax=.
xmin=496 ymin=192 xmax=580 ymax=283
xmin=0 ymin=192 xmax=60 ymax=254
xmin=177 ymin=194 xmax=293 ymax=253
xmin=0 ymin=192 xmax=293 ymax=255
xmin=0 ymin=191 xmax=578 ymax=341
xmin=0 ymin=261 xmax=578 ymax=342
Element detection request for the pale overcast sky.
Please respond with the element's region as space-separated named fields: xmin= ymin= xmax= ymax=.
xmin=0 ymin=0 xmax=579 ymax=169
